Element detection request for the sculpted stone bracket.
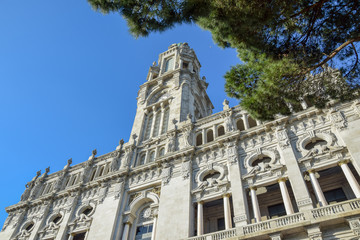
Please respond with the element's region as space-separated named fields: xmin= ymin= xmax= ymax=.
xmin=328 ymin=108 xmax=347 ymax=131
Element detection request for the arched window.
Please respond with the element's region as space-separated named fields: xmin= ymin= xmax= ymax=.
xmin=207 ymin=129 xmax=214 ymax=142
xmin=248 ymin=116 xmax=257 ymax=128
xmin=152 ymin=111 xmax=161 ymax=137
xmin=196 ymin=133 xmax=203 ymax=146
xmin=305 ymin=138 xmax=327 ymax=150
xmin=81 ymin=206 xmax=94 ymax=216
xmin=134 ymin=206 xmax=155 ymax=240
xmin=159 ymin=148 xmax=165 ymax=157
xmin=149 ymin=151 xmax=155 ymax=162
xmin=252 ymin=156 xmax=271 ymax=167
xmin=164 ymin=57 xmax=174 ymax=72
xmin=217 ymin=125 xmax=225 ymax=137
xmin=144 ymin=114 xmax=153 ymax=140
xmin=89 ymin=169 xmax=96 ymax=182
xmin=139 ymin=154 xmax=146 ymax=166
xmin=161 ymin=108 xmax=170 ymax=134
xmin=98 ymin=166 xmax=104 ymax=177
xmin=237 ymin=119 xmax=245 ymax=131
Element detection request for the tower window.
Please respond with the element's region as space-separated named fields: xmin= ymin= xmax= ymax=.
xmin=161 ymin=108 xmax=170 ymax=134
xmin=152 ymin=112 xmax=161 ymax=137
xmin=159 ymin=148 xmax=165 ymax=157
xmin=237 ymin=119 xmax=245 ymax=131
xmin=164 ymin=57 xmax=174 ymax=72
xmin=144 ymin=114 xmax=153 ymax=140
xmin=149 ymin=151 xmax=155 ymax=162
xmin=139 ymin=154 xmax=146 ymax=166
xmin=217 ymin=125 xmax=225 ymax=137
xmin=207 ymin=129 xmax=214 ymax=142
xmin=248 ymin=116 xmax=257 ymax=128
xmin=196 ymin=134 xmax=203 ymax=146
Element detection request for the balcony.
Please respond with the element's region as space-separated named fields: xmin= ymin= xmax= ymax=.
xmin=183 ymin=198 xmax=360 ymax=240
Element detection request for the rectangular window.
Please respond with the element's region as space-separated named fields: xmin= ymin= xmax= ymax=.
xmin=135 ymin=224 xmax=153 ymax=240
xmin=268 ymin=203 xmax=286 ymax=218
xmin=324 ymin=188 xmax=347 ymax=203
xmin=217 ymin=218 xmax=225 ymax=231
xmin=73 ymin=232 xmax=86 ymax=240
xmin=164 ymin=58 xmax=174 ymax=72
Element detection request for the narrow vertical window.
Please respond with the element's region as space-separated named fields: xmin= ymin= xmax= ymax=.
xmin=139 ymin=155 xmax=146 ymax=165
xmin=164 ymin=57 xmax=174 ymax=72
xmin=144 ymin=114 xmax=153 ymax=140
xmin=149 ymin=151 xmax=155 ymax=162
xmin=161 ymin=108 xmax=170 ymax=134
xmin=152 ymin=111 xmax=161 ymax=137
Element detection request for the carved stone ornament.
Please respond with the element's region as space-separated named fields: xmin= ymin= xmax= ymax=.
xmin=296 ymin=130 xmax=340 ymax=159
xmin=181 ymin=157 xmax=192 ymax=179
xmin=328 ymin=108 xmax=347 ymax=131
xmin=68 ymin=214 xmax=92 ymax=234
xmin=346 ymin=217 xmax=360 ymax=236
xmin=222 ymin=110 xmax=234 ymax=132
xmin=243 ymin=147 xmax=282 ymax=174
xmin=224 ymin=141 xmax=238 ymax=165
xmin=166 ymin=132 xmax=177 ymax=152
xmin=121 ymin=147 xmax=133 ymax=169
xmin=233 ymin=214 xmax=247 ymax=223
xmin=161 ymin=163 xmax=172 ymax=186
xmin=182 ymin=125 xmax=193 ymax=147
xmin=275 ymin=125 xmax=290 ymax=149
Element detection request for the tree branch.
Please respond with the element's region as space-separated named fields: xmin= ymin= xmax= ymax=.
xmin=304 ymin=37 xmax=360 ymax=74
xmin=290 ymin=0 xmax=330 ymax=18
xmin=345 ymin=43 xmax=359 ymax=77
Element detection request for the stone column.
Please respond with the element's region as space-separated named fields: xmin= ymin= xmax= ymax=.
xmin=308 ymin=170 xmax=328 ymax=207
xmin=202 ymin=129 xmax=206 ymax=144
xmin=339 ymin=160 xmax=360 ymax=198
xmin=151 ymin=214 xmax=158 ymax=240
xmin=223 ymin=194 xmax=232 ymax=229
xmin=121 ymin=222 xmax=131 ymax=240
xmin=278 ymin=178 xmax=294 ymax=214
xmin=197 ymin=201 xmax=204 ymax=236
xmin=150 ymin=106 xmax=157 ymax=137
xmin=250 ymin=187 xmax=261 ymax=223
xmin=243 ymin=114 xmax=250 ymax=130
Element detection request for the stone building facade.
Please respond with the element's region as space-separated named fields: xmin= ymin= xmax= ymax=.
xmin=2 ymin=43 xmax=360 ymax=240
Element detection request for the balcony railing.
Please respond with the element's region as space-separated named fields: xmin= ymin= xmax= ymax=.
xmin=183 ymin=198 xmax=360 ymax=240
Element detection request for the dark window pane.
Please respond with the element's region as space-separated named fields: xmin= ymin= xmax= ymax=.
xmin=268 ymin=203 xmax=286 ymax=218
xmin=73 ymin=232 xmax=86 ymax=240
xmin=324 ymin=188 xmax=347 ymax=203
xmin=217 ymin=218 xmax=225 ymax=231
xmin=147 ymin=224 xmax=153 ymax=233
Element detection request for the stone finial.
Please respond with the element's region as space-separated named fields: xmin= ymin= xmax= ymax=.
xmin=120 ymin=139 xmax=124 ymax=145
xmin=223 ymin=99 xmax=230 ymax=110
xmin=92 ymin=149 xmax=97 ymax=157
xmin=202 ymin=76 xmax=206 ymax=81
xmin=68 ymin=158 xmax=72 ymax=165
xmin=45 ymin=167 xmax=50 ymax=173
xmin=152 ymin=61 xmax=156 ymax=66
xmin=36 ymin=170 xmax=41 ymax=177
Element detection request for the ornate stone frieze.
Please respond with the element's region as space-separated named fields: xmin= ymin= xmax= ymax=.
xmin=233 ymin=214 xmax=247 ymax=223
xmin=161 ymin=163 xmax=172 ymax=186
xmin=328 ymin=108 xmax=347 ymax=131
xmin=275 ymin=125 xmax=290 ymax=149
xmin=181 ymin=156 xmax=192 ymax=179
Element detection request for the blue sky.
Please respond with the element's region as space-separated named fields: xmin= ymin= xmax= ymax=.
xmin=0 ymin=1 xmax=240 ymax=225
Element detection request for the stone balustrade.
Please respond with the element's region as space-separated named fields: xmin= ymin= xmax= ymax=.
xmin=184 ymin=198 xmax=360 ymax=240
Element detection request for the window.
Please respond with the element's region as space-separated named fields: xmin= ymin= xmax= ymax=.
xmin=82 ymin=206 xmax=93 ymax=216
xmin=207 ymin=130 xmax=214 ymax=142
xmin=251 ymin=156 xmax=271 ymax=167
xmin=217 ymin=218 xmax=225 ymax=231
xmin=324 ymin=188 xmax=347 ymax=203
xmin=135 ymin=224 xmax=153 ymax=240
xmin=268 ymin=203 xmax=286 ymax=218
xmin=217 ymin=125 xmax=225 ymax=137
xmin=196 ymin=134 xmax=202 ymax=146
xmin=161 ymin=108 xmax=169 ymax=134
xmin=144 ymin=114 xmax=153 ymax=140
xmin=152 ymin=112 xmax=161 ymax=137
xmin=52 ymin=215 xmax=62 ymax=224
xmin=89 ymin=169 xmax=96 ymax=181
xmin=203 ymin=171 xmax=220 ymax=182
xmin=305 ymin=139 xmax=327 ymax=150
xmin=98 ymin=166 xmax=104 ymax=177
xmin=149 ymin=151 xmax=155 ymax=162
xmin=25 ymin=222 xmax=34 ymax=232
xmin=248 ymin=116 xmax=257 ymax=128
xmin=159 ymin=148 xmax=165 ymax=157
xmin=73 ymin=232 xmax=86 ymax=240
xmin=237 ymin=119 xmax=245 ymax=131
xmin=164 ymin=58 xmax=174 ymax=72
xmin=71 ymin=175 xmax=77 ymax=185
xmin=139 ymin=155 xmax=146 ymax=165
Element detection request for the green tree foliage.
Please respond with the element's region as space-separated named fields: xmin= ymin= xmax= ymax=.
xmin=88 ymin=0 xmax=360 ymax=120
